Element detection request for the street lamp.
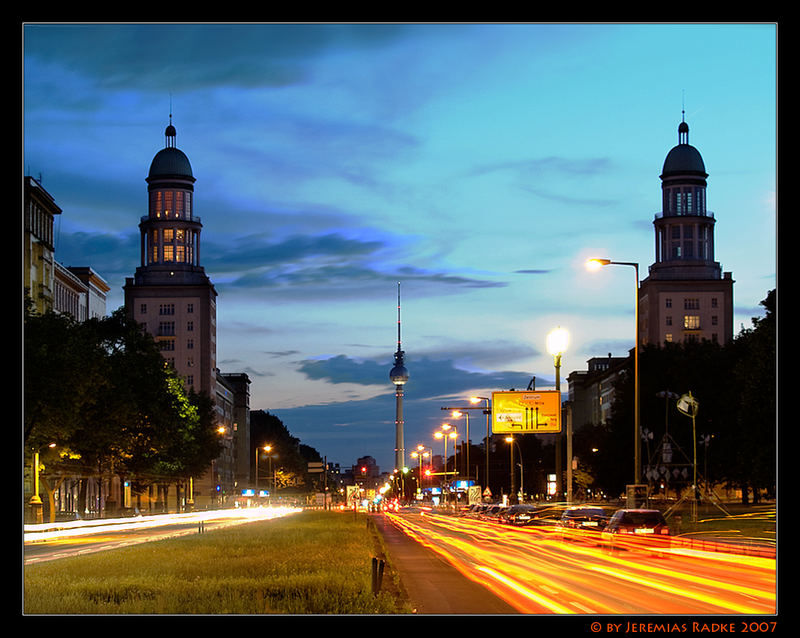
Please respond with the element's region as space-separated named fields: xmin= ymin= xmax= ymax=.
xmin=504 ymin=436 xmax=524 ymax=503
xmin=255 ymin=444 xmax=271 ymax=498
xmin=411 ymin=445 xmax=430 ymax=493
xmin=434 ymin=424 xmax=457 ymax=505
xmin=470 ymin=396 xmax=491 ymax=495
xmin=547 ymin=326 xmax=570 ymax=504
xmin=587 ymin=257 xmax=641 ymax=487
xmin=450 ymin=410 xmax=470 ymax=482
xmin=28 ymin=442 xmax=56 ymax=524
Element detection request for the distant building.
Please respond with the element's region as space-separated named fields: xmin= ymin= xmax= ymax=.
xmin=218 ymin=372 xmax=251 ymax=491
xmin=24 ymin=176 xmax=61 ymax=314
xmin=25 ymin=177 xmax=111 ymax=320
xmin=567 ymin=355 xmax=629 ymax=430
xmin=638 ymin=117 xmax=734 ymax=346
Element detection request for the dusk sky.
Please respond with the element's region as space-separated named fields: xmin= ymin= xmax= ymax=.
xmin=23 ymin=23 xmax=776 ymax=474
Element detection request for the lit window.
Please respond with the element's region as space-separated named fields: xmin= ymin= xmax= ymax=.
xmin=684 ymin=315 xmax=700 ymax=329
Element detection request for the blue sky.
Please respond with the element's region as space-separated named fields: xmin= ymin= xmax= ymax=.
xmin=23 ymin=23 xmax=776 ymax=473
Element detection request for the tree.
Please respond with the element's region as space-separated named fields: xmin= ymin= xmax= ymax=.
xmin=24 ymin=304 xmax=223 ymax=517
xmin=723 ymin=290 xmax=776 ymax=502
xmin=593 ymin=289 xmax=776 ymax=503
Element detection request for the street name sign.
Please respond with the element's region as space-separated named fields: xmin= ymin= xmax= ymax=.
xmin=491 ymin=390 xmax=561 ymax=434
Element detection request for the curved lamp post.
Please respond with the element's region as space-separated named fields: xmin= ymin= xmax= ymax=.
xmin=434 ymin=424 xmax=457 ymax=505
xmin=470 ymin=396 xmax=491 ymax=495
xmin=587 ymin=258 xmax=641 ymax=486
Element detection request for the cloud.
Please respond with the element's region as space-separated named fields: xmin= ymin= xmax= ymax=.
xmin=24 ymin=24 xmax=413 ymax=92
xmin=296 ymin=354 xmax=534 ymax=402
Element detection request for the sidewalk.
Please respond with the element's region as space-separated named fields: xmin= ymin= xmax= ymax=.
xmin=371 ymin=513 xmax=518 ymax=615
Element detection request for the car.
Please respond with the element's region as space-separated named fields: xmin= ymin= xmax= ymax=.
xmin=499 ymin=504 xmax=542 ymax=526
xmin=462 ymin=503 xmax=485 ymax=518
xmin=479 ymin=504 xmax=507 ymax=522
xmin=601 ymin=508 xmax=671 ymax=556
xmin=557 ymin=505 xmax=611 ymax=541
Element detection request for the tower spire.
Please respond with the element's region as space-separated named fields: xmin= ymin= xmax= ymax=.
xmin=397 ymin=281 xmax=402 ymax=353
xmin=165 ymin=95 xmax=176 ymax=149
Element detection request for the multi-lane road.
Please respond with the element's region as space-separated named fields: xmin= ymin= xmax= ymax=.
xmin=23 ymin=505 xmax=776 ymax=616
xmin=23 ymin=507 xmax=301 ymax=565
xmin=384 ymin=508 xmax=776 ymax=615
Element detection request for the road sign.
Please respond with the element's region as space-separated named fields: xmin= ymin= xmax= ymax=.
xmin=491 ymin=390 xmax=561 ymax=433
xmin=307 ymin=462 xmax=324 ymax=473
xmin=676 ymin=393 xmax=699 ymax=417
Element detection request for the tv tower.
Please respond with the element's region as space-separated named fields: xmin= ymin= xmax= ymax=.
xmin=389 ymin=282 xmax=409 ymax=472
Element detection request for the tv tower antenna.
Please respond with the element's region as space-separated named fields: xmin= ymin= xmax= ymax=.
xmin=389 ymin=282 xmax=409 ymax=473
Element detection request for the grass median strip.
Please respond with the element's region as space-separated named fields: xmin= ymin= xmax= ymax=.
xmin=24 ymin=510 xmax=412 ymax=615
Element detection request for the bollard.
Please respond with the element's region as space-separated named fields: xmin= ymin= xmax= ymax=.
xmin=371 ymin=557 xmax=385 ymax=596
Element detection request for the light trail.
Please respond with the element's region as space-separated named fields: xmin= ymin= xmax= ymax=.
xmin=385 ymin=510 xmax=776 ymax=615
xmin=24 ymin=506 xmax=301 ymax=543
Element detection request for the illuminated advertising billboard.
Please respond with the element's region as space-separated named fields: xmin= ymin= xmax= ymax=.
xmin=491 ymin=390 xmax=561 ymax=434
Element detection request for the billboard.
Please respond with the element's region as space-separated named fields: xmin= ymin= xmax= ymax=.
xmin=492 ymin=390 xmax=561 ymax=434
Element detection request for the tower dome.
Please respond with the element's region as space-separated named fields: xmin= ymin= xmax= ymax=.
xmin=660 ymin=119 xmax=707 ymax=179
xmin=147 ymin=121 xmax=195 ymax=182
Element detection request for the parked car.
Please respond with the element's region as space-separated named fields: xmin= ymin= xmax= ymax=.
xmin=463 ymin=503 xmax=486 ymax=518
xmin=479 ymin=504 xmax=507 ymax=522
xmin=557 ymin=505 xmax=611 ymax=541
xmin=499 ymin=504 xmax=541 ymax=526
xmin=601 ymin=509 xmax=671 ymax=556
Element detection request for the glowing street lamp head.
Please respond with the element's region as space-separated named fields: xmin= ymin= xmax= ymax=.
xmin=547 ymin=326 xmax=570 ymax=356
xmin=586 ymin=258 xmax=611 ymax=271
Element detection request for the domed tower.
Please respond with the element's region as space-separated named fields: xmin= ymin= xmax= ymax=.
xmin=651 ymin=118 xmax=718 ymax=279
xmin=638 ymin=116 xmax=734 ymax=346
xmin=124 ymin=118 xmax=218 ymax=396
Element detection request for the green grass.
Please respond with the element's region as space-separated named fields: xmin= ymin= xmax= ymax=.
xmin=24 ymin=510 xmax=413 ymax=615
xmin=667 ymin=503 xmax=776 ymax=543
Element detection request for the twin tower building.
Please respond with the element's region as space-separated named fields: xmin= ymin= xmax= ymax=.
xmin=124 ymin=115 xmax=734 ymax=501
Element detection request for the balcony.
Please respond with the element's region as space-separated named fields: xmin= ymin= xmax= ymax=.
xmin=654 ymin=210 xmax=714 ymax=220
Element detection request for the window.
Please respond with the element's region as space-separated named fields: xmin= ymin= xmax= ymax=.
xmin=158 ymin=321 xmax=175 ymax=336
xmin=665 ymin=298 xmax=672 ymax=308
xmin=187 ymin=338 xmax=194 ymax=349
xmin=684 ymin=315 xmax=700 ymax=330
xmin=711 ymin=297 xmax=718 ymax=308
xmin=187 ymin=303 xmax=194 ymax=313
xmin=665 ymin=316 xmax=672 ymax=326
xmin=158 ymin=339 xmax=175 ymax=351
xmin=711 ymin=316 xmax=718 ymax=326
xmin=140 ymin=304 xmax=147 ymax=315
xmin=187 ymin=321 xmax=194 ymax=332
xmin=665 ymin=333 xmax=673 ymax=343
xmin=684 ymin=298 xmax=700 ymax=310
